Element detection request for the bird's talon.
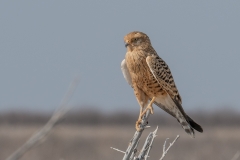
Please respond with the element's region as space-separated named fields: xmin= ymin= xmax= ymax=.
xmin=135 ymin=119 xmax=142 ymax=131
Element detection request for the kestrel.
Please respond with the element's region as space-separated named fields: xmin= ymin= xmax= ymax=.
xmin=121 ymin=31 xmax=203 ymax=137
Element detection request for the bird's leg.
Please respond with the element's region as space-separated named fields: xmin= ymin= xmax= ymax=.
xmin=140 ymin=97 xmax=156 ymax=118
xmin=133 ymin=86 xmax=151 ymax=131
xmin=135 ymin=97 xmax=156 ymax=131
xmin=135 ymin=107 xmax=143 ymax=131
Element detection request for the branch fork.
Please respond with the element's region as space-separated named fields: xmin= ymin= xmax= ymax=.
xmin=111 ymin=105 xmax=180 ymax=160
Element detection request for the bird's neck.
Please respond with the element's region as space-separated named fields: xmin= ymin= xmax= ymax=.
xmin=134 ymin=46 xmax=157 ymax=57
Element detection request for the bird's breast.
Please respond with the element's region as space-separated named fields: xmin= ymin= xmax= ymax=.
xmin=125 ymin=51 xmax=148 ymax=76
xmin=125 ymin=51 xmax=163 ymax=97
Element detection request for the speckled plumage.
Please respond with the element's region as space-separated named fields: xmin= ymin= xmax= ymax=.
xmin=121 ymin=31 xmax=203 ymax=137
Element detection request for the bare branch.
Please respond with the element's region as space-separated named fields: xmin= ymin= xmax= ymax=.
xmin=122 ymin=109 xmax=151 ymax=160
xmin=136 ymin=126 xmax=158 ymax=160
xmin=110 ymin=147 xmax=126 ymax=154
xmin=159 ymin=135 xmax=180 ymax=160
xmin=231 ymin=151 xmax=240 ymax=160
xmin=5 ymin=77 xmax=80 ymax=160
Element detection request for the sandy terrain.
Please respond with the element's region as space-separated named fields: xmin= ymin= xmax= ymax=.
xmin=0 ymin=124 xmax=239 ymax=160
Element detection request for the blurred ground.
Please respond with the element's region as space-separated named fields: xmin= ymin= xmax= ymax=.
xmin=0 ymin=109 xmax=240 ymax=160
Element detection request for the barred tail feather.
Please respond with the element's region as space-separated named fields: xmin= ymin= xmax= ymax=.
xmin=176 ymin=111 xmax=195 ymax=138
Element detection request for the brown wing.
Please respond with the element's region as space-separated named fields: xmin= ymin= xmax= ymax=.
xmin=146 ymin=55 xmax=182 ymax=104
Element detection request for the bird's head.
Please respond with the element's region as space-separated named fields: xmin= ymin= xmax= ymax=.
xmin=124 ymin=31 xmax=151 ymax=51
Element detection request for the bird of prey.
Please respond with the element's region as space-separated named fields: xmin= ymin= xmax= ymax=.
xmin=121 ymin=31 xmax=203 ymax=137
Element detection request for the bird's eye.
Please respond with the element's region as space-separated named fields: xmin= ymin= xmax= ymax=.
xmin=134 ymin=38 xmax=138 ymax=41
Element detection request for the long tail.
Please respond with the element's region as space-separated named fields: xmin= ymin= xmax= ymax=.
xmin=176 ymin=111 xmax=195 ymax=138
xmin=154 ymin=95 xmax=203 ymax=138
xmin=172 ymin=97 xmax=203 ymax=137
xmin=176 ymin=111 xmax=203 ymax=138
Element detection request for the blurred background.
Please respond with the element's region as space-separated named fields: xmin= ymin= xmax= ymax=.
xmin=0 ymin=1 xmax=239 ymax=160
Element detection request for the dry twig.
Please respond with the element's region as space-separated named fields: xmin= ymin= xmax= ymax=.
xmin=5 ymin=77 xmax=80 ymax=160
xmin=122 ymin=109 xmax=151 ymax=160
xmin=159 ymin=135 xmax=180 ymax=160
xmin=136 ymin=126 xmax=158 ymax=160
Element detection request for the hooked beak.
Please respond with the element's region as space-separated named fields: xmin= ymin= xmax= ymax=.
xmin=125 ymin=43 xmax=129 ymax=48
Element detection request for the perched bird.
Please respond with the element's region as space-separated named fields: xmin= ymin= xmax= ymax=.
xmin=121 ymin=31 xmax=203 ymax=138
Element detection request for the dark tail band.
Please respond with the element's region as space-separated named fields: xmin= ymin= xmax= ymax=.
xmin=186 ymin=115 xmax=203 ymax=133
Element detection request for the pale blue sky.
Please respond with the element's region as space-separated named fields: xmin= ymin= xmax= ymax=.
xmin=0 ymin=1 xmax=240 ymax=112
